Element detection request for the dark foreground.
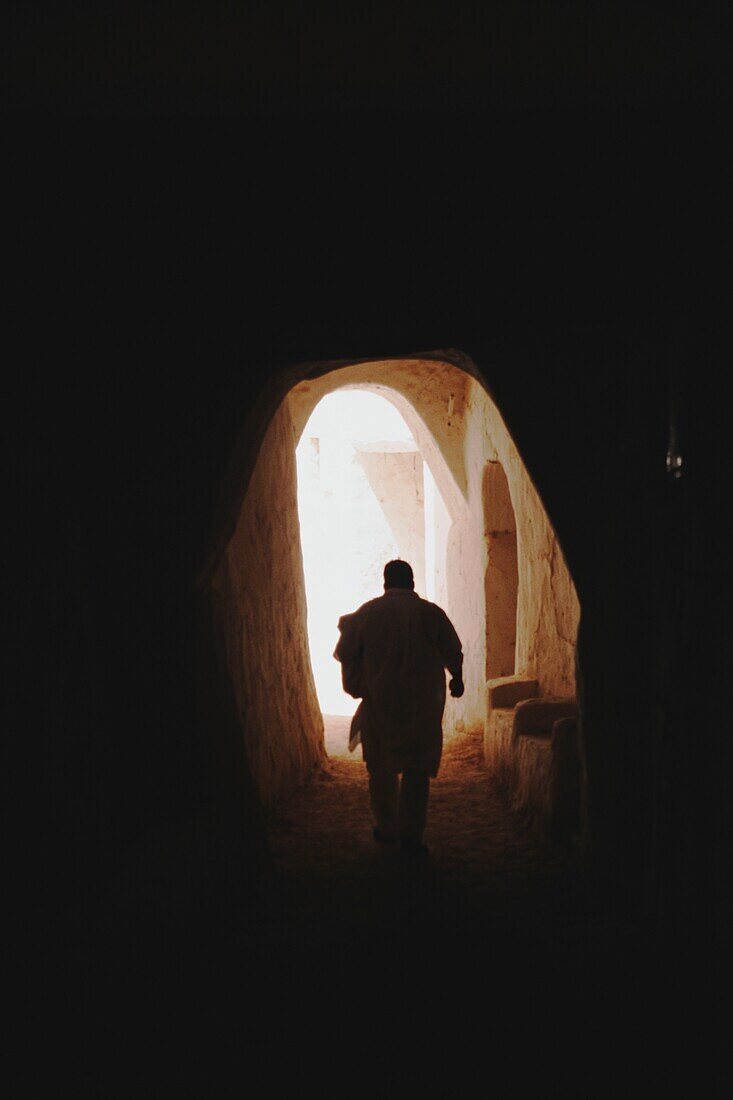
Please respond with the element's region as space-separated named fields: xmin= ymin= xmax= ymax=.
xmin=38 ymin=732 xmax=723 ymax=1092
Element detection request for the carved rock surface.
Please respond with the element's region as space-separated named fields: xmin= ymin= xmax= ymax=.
xmin=215 ymin=397 xmax=325 ymax=807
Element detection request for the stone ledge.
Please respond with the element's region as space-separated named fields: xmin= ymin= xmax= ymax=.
xmin=486 ymin=675 xmax=538 ymax=709
xmin=520 ymin=732 xmax=553 ymax=746
xmin=484 ymin=694 xmax=580 ymax=842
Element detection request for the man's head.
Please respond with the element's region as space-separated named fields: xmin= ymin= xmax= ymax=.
xmin=383 ymin=559 xmax=414 ymax=591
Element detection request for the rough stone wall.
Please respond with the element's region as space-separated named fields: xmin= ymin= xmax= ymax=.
xmin=442 ymin=508 xmax=487 ymax=732
xmin=485 ymin=533 xmax=519 ymax=677
xmin=483 ymin=461 xmax=518 ymax=679
xmin=462 ymin=376 xmax=580 ymax=699
xmin=433 ymin=483 xmax=451 ymax=611
xmin=213 ymin=395 xmax=325 ymax=807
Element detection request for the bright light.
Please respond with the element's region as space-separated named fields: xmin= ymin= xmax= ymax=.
xmin=296 ymin=390 xmax=446 ymax=716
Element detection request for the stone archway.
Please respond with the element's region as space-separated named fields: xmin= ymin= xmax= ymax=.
xmin=209 ymin=353 xmax=580 ymax=810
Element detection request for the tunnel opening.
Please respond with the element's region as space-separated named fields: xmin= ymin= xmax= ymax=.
xmin=294 ymin=388 xmax=453 ymax=754
xmin=212 ymin=353 xmax=581 ymax=838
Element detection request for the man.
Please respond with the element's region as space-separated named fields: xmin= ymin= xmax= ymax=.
xmin=333 ymin=559 xmax=464 ymax=857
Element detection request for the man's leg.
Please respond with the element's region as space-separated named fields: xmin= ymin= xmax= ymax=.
xmin=398 ymin=770 xmax=430 ymax=846
xmin=367 ymin=765 xmax=399 ymax=840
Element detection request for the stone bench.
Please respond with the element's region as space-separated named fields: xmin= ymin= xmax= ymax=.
xmin=484 ymin=681 xmax=580 ymax=841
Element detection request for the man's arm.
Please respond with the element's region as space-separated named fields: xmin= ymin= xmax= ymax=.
xmin=437 ymin=611 xmax=464 ymax=698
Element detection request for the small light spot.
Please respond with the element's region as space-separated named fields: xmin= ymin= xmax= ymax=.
xmin=666 ymin=451 xmax=683 ymax=479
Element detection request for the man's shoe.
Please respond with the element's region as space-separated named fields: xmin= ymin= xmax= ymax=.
xmin=373 ymin=827 xmax=397 ymax=844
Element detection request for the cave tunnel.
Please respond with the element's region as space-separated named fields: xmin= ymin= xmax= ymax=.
xmin=210 ymin=353 xmax=581 ymax=841
xmin=16 ymin=10 xmax=729 ymax=1068
xmin=34 ymin=322 xmax=725 ymax=1070
xmin=172 ymin=329 xmax=726 ymax=1069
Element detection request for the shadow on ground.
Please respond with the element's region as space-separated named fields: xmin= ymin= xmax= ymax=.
xmin=46 ymin=730 xmax=713 ymax=1088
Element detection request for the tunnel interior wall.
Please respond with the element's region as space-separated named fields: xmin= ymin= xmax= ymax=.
xmin=483 ymin=461 xmax=518 ymax=679
xmin=27 ymin=97 xmax=727 ymax=962
xmin=462 ymin=376 xmax=580 ymax=699
xmin=213 ymin=394 xmax=325 ymax=807
xmin=436 ymin=370 xmax=580 ymax=733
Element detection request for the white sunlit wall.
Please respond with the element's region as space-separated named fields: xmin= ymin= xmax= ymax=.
xmin=295 ymin=390 xmax=450 ymax=717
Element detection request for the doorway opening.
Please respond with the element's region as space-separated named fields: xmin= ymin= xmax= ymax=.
xmin=295 ymin=388 xmax=451 ymax=753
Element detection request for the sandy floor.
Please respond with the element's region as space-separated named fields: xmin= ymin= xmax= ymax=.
xmin=246 ymin=719 xmax=591 ymax=957
xmin=73 ymin=719 xmax=689 ymax=1082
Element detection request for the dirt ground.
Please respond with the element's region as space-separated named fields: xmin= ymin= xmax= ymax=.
xmin=195 ymin=719 xmax=675 ymax=1066
xmin=260 ymin=717 xmax=580 ymax=937
xmin=236 ymin=718 xmax=616 ymax=973
xmin=67 ymin=718 xmax=703 ymax=1088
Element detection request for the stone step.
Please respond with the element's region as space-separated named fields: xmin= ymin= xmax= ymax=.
xmin=484 ymin=698 xmax=581 ymax=843
xmin=486 ymin=675 xmax=538 ymax=710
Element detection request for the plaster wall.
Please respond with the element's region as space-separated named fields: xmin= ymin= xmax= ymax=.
xmin=461 ymin=376 xmax=579 ymax=697
xmin=433 ymin=476 xmax=451 ymax=610
xmin=353 ymin=447 xmax=426 ymax=596
xmin=213 ymin=395 xmax=325 ymax=807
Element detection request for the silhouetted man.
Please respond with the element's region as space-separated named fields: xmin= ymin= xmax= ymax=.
xmin=333 ymin=559 xmax=464 ymax=856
